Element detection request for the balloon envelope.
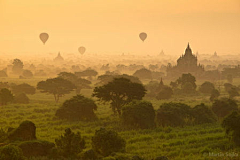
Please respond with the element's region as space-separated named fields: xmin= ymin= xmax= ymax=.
xmin=39 ymin=33 xmax=49 ymax=44
xmin=78 ymin=47 xmax=86 ymax=55
xmin=139 ymin=32 xmax=147 ymax=42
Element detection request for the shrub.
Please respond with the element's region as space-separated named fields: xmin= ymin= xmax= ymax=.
xmin=212 ymin=98 xmax=238 ymax=119
xmin=18 ymin=140 xmax=55 ymax=158
xmin=92 ymin=128 xmax=126 ymax=157
xmin=8 ymin=120 xmax=36 ymax=142
xmin=14 ymin=93 xmax=29 ymax=104
xmin=56 ymin=95 xmax=97 ymax=121
xmin=55 ymin=128 xmax=85 ymax=158
xmin=122 ymin=100 xmax=155 ymax=129
xmin=156 ymin=102 xmax=191 ymax=127
xmin=191 ymin=103 xmax=217 ymax=124
xmin=0 ymin=145 xmax=25 ymax=160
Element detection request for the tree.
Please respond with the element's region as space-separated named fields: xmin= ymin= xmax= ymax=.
xmin=121 ymin=100 xmax=155 ymax=129
xmin=75 ymin=69 xmax=98 ymax=78
xmin=92 ymin=78 xmax=146 ymax=115
xmin=0 ymin=88 xmax=14 ymax=105
xmin=0 ymin=145 xmax=25 ymax=160
xmin=156 ymin=86 xmax=173 ymax=100
xmin=0 ymin=70 xmax=8 ymax=78
xmin=210 ymin=89 xmax=220 ymax=102
xmin=96 ymin=74 xmax=142 ymax=86
xmin=0 ymin=82 xmax=10 ymax=90
xmin=156 ymin=102 xmax=192 ymax=127
xmin=191 ymin=103 xmax=217 ymax=125
xmin=8 ymin=120 xmax=36 ymax=142
xmin=228 ymin=87 xmax=239 ymax=99
xmin=224 ymin=83 xmax=233 ymax=92
xmin=133 ymin=68 xmax=152 ymax=80
xmin=58 ymin=72 xmax=91 ymax=94
xmin=14 ymin=93 xmax=29 ymax=104
xmin=55 ymin=128 xmax=85 ymax=158
xmin=92 ymin=128 xmax=126 ymax=157
xmin=222 ymin=111 xmax=240 ymax=146
xmin=12 ymin=59 xmax=24 ymax=75
xmin=22 ymin=70 xmax=33 ymax=78
xmin=227 ymin=74 xmax=233 ymax=83
xmin=37 ymin=78 xmax=76 ymax=103
xmin=56 ymin=95 xmax=97 ymax=121
xmin=11 ymin=83 xmax=36 ymax=95
xmin=212 ymin=98 xmax=238 ymax=119
xmin=177 ymin=73 xmax=197 ymax=90
xmin=199 ymin=81 xmax=215 ymax=94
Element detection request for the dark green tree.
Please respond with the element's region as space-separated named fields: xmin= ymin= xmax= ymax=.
xmin=222 ymin=111 xmax=240 ymax=146
xmin=96 ymin=74 xmax=142 ymax=86
xmin=212 ymin=98 xmax=238 ymax=119
xmin=122 ymin=100 xmax=155 ymax=129
xmin=156 ymin=86 xmax=173 ymax=100
xmin=12 ymin=59 xmax=24 ymax=75
xmin=228 ymin=87 xmax=239 ymax=99
xmin=55 ymin=128 xmax=85 ymax=158
xmin=92 ymin=128 xmax=126 ymax=157
xmin=199 ymin=81 xmax=215 ymax=94
xmin=92 ymin=78 xmax=146 ymax=115
xmin=133 ymin=68 xmax=152 ymax=80
xmin=177 ymin=73 xmax=197 ymax=90
xmin=224 ymin=83 xmax=233 ymax=92
xmin=11 ymin=83 xmax=36 ymax=95
xmin=210 ymin=89 xmax=220 ymax=102
xmin=191 ymin=103 xmax=217 ymax=124
xmin=14 ymin=93 xmax=29 ymax=104
xmin=37 ymin=77 xmax=76 ymax=103
xmin=0 ymin=145 xmax=25 ymax=160
xmin=156 ymin=102 xmax=192 ymax=127
xmin=75 ymin=69 xmax=98 ymax=79
xmin=56 ymin=95 xmax=97 ymax=121
xmin=0 ymin=70 xmax=8 ymax=78
xmin=22 ymin=70 xmax=33 ymax=78
xmin=0 ymin=88 xmax=14 ymax=105
xmin=58 ymin=72 xmax=91 ymax=94
xmin=227 ymin=74 xmax=233 ymax=83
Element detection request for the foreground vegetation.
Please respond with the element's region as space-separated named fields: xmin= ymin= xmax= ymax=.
xmin=0 ymin=76 xmax=240 ymax=160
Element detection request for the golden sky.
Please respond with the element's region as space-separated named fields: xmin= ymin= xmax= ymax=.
xmin=0 ymin=0 xmax=240 ymax=56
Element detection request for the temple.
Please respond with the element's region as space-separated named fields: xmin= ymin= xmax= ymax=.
xmin=167 ymin=43 xmax=204 ymax=78
xmin=54 ymin=52 xmax=64 ymax=63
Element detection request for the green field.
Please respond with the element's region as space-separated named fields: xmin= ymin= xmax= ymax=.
xmin=0 ymin=77 xmax=240 ymax=160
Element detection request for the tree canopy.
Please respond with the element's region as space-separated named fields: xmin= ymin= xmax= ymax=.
xmin=92 ymin=77 xmax=146 ymax=115
xmin=37 ymin=77 xmax=76 ymax=103
xmin=56 ymin=95 xmax=97 ymax=121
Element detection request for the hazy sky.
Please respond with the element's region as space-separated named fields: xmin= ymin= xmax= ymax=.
xmin=0 ymin=0 xmax=240 ymax=56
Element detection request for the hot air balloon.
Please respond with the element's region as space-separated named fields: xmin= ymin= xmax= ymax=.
xmin=139 ymin=32 xmax=147 ymax=42
xmin=78 ymin=46 xmax=86 ymax=55
xmin=39 ymin=33 xmax=49 ymax=45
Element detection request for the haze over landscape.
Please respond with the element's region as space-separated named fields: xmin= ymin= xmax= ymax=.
xmin=1 ymin=1 xmax=240 ymax=160
xmin=0 ymin=0 xmax=240 ymax=56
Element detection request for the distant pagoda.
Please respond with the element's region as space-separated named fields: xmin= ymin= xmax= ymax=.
xmin=167 ymin=43 xmax=204 ymax=78
xmin=54 ymin=52 xmax=64 ymax=62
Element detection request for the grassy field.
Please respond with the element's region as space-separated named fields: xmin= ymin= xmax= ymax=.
xmin=0 ymin=77 xmax=240 ymax=160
